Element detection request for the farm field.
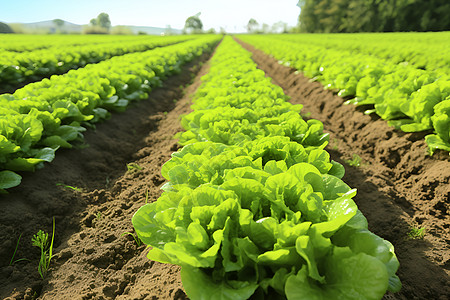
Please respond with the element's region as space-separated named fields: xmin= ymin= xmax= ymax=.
xmin=0 ymin=33 xmax=449 ymax=300
xmin=0 ymin=35 xmax=195 ymax=93
xmin=239 ymin=33 xmax=450 ymax=155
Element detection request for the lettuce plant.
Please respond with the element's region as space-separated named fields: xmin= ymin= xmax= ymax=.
xmin=393 ymin=78 xmax=450 ymax=132
xmin=134 ymin=161 xmax=400 ymax=299
xmin=425 ymin=98 xmax=450 ymax=154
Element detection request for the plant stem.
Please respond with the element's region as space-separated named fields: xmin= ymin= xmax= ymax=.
xmin=9 ymin=233 xmax=23 ymax=265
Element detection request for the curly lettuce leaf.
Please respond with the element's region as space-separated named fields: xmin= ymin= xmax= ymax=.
xmin=285 ymin=247 xmax=389 ymax=300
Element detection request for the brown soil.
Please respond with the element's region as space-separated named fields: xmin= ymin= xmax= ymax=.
xmin=236 ymin=38 xmax=450 ymax=300
xmin=0 ymin=47 xmax=214 ymax=299
xmin=1 ymin=37 xmax=448 ymax=300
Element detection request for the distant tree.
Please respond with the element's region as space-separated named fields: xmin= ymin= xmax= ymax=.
xmin=341 ymin=0 xmax=379 ymax=32
xmin=386 ymin=0 xmax=450 ymax=32
xmin=53 ymin=19 xmax=64 ymax=28
xmin=297 ymin=0 xmax=319 ymax=32
xmin=164 ymin=25 xmax=173 ymax=35
xmin=0 ymin=22 xmax=14 ymax=33
xmin=289 ymin=26 xmax=301 ymax=33
xmin=137 ymin=31 xmax=147 ymax=35
xmin=271 ymin=21 xmax=288 ymax=33
xmin=219 ymin=27 xmax=227 ymax=34
xmin=261 ymin=23 xmax=270 ymax=33
xmin=297 ymin=0 xmax=450 ymax=33
xmin=184 ymin=12 xmax=203 ymax=33
xmin=246 ymin=18 xmax=259 ymax=33
xmin=85 ymin=12 xmax=111 ymax=34
xmin=97 ymin=13 xmax=111 ymax=30
xmin=52 ymin=19 xmax=65 ymax=33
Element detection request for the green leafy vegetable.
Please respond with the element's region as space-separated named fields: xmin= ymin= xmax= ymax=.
xmin=0 ymin=170 xmax=22 ymax=193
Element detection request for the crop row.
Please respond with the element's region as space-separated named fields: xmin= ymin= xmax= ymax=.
xmin=273 ymin=32 xmax=450 ymax=74
xmin=239 ymin=35 xmax=450 ymax=155
xmin=0 ymin=35 xmax=194 ymax=91
xmin=0 ymin=34 xmax=157 ymax=52
xmin=0 ymin=35 xmax=221 ymax=192
xmin=132 ymin=36 xmax=401 ymax=300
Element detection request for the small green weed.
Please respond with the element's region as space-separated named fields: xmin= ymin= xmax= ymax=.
xmin=32 ymin=218 xmax=55 ymax=279
xmin=345 ymin=154 xmax=363 ymax=167
xmin=96 ymin=212 xmax=103 ymax=220
xmin=127 ymin=163 xmax=143 ymax=172
xmin=408 ymin=225 xmax=426 ymax=240
xmin=121 ymin=232 xmax=142 ymax=247
xmin=9 ymin=233 xmax=29 ymax=265
xmin=145 ymin=188 xmax=149 ymax=204
xmin=56 ymin=183 xmax=83 ymax=192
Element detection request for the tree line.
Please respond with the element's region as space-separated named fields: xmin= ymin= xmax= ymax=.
xmin=298 ymin=0 xmax=450 ymax=33
xmin=0 ymin=12 xmax=211 ymax=35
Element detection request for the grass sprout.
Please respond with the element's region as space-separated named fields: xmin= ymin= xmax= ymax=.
xmin=96 ymin=212 xmax=103 ymax=220
xmin=56 ymin=183 xmax=83 ymax=192
xmin=145 ymin=188 xmax=149 ymax=204
xmin=127 ymin=163 xmax=143 ymax=172
xmin=408 ymin=225 xmax=426 ymax=240
xmin=9 ymin=233 xmax=29 ymax=265
xmin=345 ymin=154 xmax=363 ymax=167
xmin=121 ymin=232 xmax=142 ymax=247
xmin=32 ymin=218 xmax=55 ymax=279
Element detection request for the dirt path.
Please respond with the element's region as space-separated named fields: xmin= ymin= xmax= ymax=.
xmin=236 ymin=38 xmax=450 ymax=300
xmin=0 ymin=47 xmax=215 ymax=299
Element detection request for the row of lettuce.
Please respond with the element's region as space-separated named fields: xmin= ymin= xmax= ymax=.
xmin=0 ymin=35 xmax=221 ymax=193
xmin=239 ymin=34 xmax=450 ymax=155
xmin=0 ymin=35 xmax=194 ymax=91
xmin=273 ymin=32 xmax=449 ymax=75
xmin=132 ymin=36 xmax=401 ymax=300
xmin=0 ymin=34 xmax=157 ymax=52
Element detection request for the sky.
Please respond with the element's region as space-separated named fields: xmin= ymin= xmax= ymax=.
xmin=0 ymin=0 xmax=301 ymax=32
